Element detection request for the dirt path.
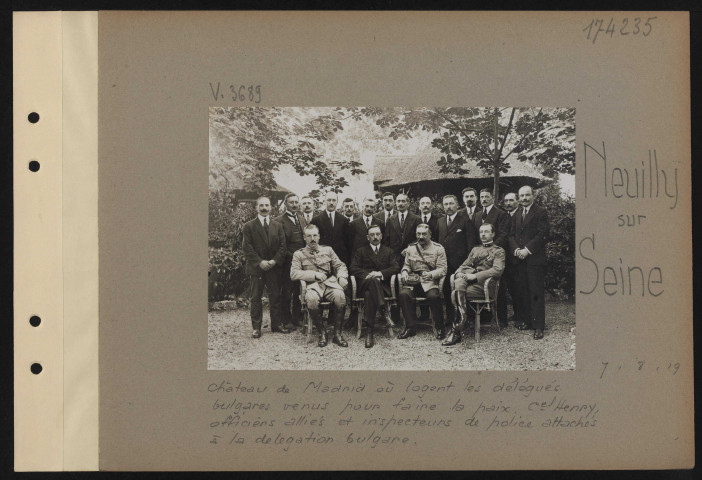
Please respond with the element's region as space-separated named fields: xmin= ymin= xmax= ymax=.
xmin=208 ymin=300 xmax=575 ymax=371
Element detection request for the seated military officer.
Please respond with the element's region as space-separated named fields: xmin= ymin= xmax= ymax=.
xmin=443 ymin=223 xmax=506 ymax=346
xmin=397 ymin=224 xmax=447 ymax=339
xmin=291 ymin=224 xmax=349 ymax=348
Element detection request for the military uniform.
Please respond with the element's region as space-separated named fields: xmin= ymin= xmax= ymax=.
xmin=397 ymin=241 xmax=447 ymax=332
xmin=454 ymin=243 xmax=506 ymax=298
xmin=290 ymin=245 xmax=349 ymax=347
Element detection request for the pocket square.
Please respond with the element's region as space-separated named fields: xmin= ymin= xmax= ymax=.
xmin=456 ymin=229 xmax=462 ymax=232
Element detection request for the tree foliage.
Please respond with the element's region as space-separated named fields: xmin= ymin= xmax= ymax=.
xmin=209 ymin=107 xmax=365 ymax=194
xmin=343 ymin=107 xmax=575 ymax=199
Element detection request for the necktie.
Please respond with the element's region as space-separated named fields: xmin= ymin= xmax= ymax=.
xmin=374 ymin=246 xmax=379 ymax=255
xmin=263 ymin=218 xmax=270 ymax=242
xmin=329 ymin=212 xmax=334 ymax=227
xmin=306 ymin=214 xmax=311 ymax=223
xmin=522 ymin=208 xmax=527 ymax=221
xmin=468 ymin=207 xmax=473 ymax=219
xmin=366 ymin=217 xmax=371 ymax=229
xmin=482 ymin=209 xmax=488 ymax=223
xmin=423 ymin=215 xmax=428 ymax=224
xmin=400 ymin=213 xmax=405 ymax=229
xmin=447 ymin=215 xmax=452 ymax=228
xmin=289 ymin=213 xmax=296 ymax=225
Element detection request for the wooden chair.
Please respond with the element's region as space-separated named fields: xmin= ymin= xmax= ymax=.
xmin=298 ymin=280 xmax=333 ymax=344
xmin=450 ymin=273 xmax=500 ymax=341
xmin=398 ymin=275 xmax=446 ymax=336
xmin=350 ymin=275 xmax=398 ymax=339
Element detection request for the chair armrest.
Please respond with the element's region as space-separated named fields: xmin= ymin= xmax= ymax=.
xmin=350 ymin=276 xmax=358 ymax=301
xmin=450 ymin=273 xmax=456 ymax=291
xmin=390 ymin=274 xmax=397 ymax=300
xmin=438 ymin=275 xmax=446 ymax=299
xmin=483 ymin=278 xmax=492 ymax=303
xmin=299 ymin=280 xmax=307 ymax=305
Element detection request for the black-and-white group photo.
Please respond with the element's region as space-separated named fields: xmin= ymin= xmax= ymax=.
xmin=209 ymin=107 xmax=575 ymax=370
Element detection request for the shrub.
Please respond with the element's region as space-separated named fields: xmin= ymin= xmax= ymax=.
xmin=536 ymin=180 xmax=575 ymax=299
xmin=209 ymin=192 xmax=256 ymax=302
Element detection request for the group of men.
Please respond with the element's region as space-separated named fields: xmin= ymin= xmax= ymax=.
xmin=241 ymin=185 xmax=550 ymax=349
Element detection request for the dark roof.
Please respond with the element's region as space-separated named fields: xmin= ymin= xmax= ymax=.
xmin=373 ymin=146 xmax=545 ymax=188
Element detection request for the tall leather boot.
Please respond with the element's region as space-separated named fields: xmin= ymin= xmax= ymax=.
xmin=364 ymin=320 xmax=374 ymax=348
xmin=332 ymin=306 xmax=348 ymax=347
xmin=309 ymin=309 xmax=327 ymax=347
xmin=442 ymin=299 xmax=463 ymax=347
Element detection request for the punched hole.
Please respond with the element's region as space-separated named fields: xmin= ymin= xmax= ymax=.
xmin=28 ymin=160 xmax=40 ymax=172
xmin=28 ymin=112 xmax=40 ymax=123
xmin=30 ymin=363 xmax=43 ymax=375
xmin=29 ymin=315 xmax=41 ymax=327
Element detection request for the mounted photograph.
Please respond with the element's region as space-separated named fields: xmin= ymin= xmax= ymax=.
xmin=208 ymin=107 xmax=575 ymax=370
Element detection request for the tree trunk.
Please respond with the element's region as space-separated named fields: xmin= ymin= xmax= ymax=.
xmin=493 ymin=115 xmax=501 ymax=200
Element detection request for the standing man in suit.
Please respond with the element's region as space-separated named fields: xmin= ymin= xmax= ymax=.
xmin=311 ymin=191 xmax=351 ymax=264
xmin=501 ymin=192 xmax=520 ymax=323
xmin=386 ymin=193 xmax=421 ymax=256
xmin=460 ymin=187 xmax=480 ymax=221
xmin=300 ymin=195 xmax=315 ymax=227
xmin=373 ymin=191 xmax=396 ymax=228
xmin=349 ymin=197 xmax=386 ymax=254
xmin=437 ymin=194 xmax=477 ymax=339
xmin=241 ymin=196 xmax=290 ymax=338
xmin=473 ymin=188 xmax=511 ymax=327
xmin=508 ymin=186 xmax=550 ymax=340
xmin=397 ymin=224 xmax=447 ymax=339
xmin=274 ymin=193 xmax=306 ymax=330
xmin=418 ymin=196 xmax=441 ymax=239
xmin=342 ymin=198 xmax=359 ymax=222
xmin=291 ymin=224 xmax=349 ymax=347
xmin=349 ymin=225 xmax=401 ymax=348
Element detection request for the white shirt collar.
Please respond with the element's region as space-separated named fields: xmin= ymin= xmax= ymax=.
xmin=447 ymin=213 xmax=456 ymax=222
xmin=385 ymin=209 xmax=394 ymax=218
xmin=483 ymin=205 xmax=492 ymax=215
xmin=363 ymin=214 xmax=373 ymax=222
xmin=258 ymin=215 xmax=270 ymax=226
xmin=285 ymin=210 xmax=297 ymax=218
xmin=421 ymin=213 xmax=431 ymax=220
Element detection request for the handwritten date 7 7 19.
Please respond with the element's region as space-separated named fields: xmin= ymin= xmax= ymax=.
xmin=584 ymin=17 xmax=657 ymax=44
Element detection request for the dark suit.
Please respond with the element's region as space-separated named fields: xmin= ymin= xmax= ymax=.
xmin=437 ymin=213 xmax=477 ymax=327
xmin=508 ymin=204 xmax=550 ymax=330
xmin=348 ymin=215 xmax=386 ymax=254
xmin=242 ymin=216 xmax=287 ymax=331
xmin=373 ymin=210 xmax=395 ymax=246
xmin=350 ymin=245 xmax=401 ymax=325
xmin=311 ymin=211 xmax=351 ymax=264
xmin=299 ymin=212 xmax=315 ymax=229
xmin=502 ymin=209 xmax=520 ymax=321
xmin=418 ymin=213 xmax=441 ymax=241
xmin=472 ymin=205 xmax=511 ymax=324
xmin=273 ymin=212 xmax=306 ymax=326
xmin=385 ymin=211 xmax=421 ymax=255
xmin=459 ymin=206 xmax=480 ymax=223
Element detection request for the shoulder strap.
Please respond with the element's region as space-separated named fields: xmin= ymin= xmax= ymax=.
xmin=299 ymin=249 xmax=331 ymax=275
xmin=414 ymin=244 xmax=437 ymax=270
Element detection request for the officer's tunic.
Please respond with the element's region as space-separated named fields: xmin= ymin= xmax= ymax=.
xmin=454 ymin=243 xmax=506 ymax=299
xmin=400 ymin=241 xmax=448 ymax=291
xmin=291 ymin=245 xmax=348 ymax=310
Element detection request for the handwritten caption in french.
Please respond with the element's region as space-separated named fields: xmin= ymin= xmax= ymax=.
xmin=205 ymin=378 xmax=601 ymax=450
